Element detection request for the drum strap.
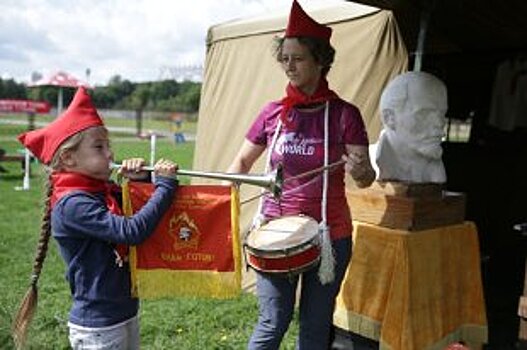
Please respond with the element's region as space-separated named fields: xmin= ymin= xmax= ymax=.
xmin=321 ymin=101 xmax=329 ymax=226
xmin=318 ymin=101 xmax=336 ymax=284
xmin=251 ymin=118 xmax=284 ymax=231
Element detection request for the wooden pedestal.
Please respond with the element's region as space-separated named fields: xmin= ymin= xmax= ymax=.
xmin=347 ymin=181 xmax=466 ymax=231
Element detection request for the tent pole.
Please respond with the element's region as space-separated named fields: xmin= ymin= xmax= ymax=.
xmin=413 ymin=2 xmax=434 ymax=72
xmin=57 ymin=88 xmax=63 ymax=117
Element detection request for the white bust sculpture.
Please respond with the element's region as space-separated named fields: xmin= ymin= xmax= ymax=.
xmin=376 ymin=71 xmax=448 ymax=183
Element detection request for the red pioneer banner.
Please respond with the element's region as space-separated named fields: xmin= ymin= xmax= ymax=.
xmin=122 ymin=181 xmax=241 ymax=299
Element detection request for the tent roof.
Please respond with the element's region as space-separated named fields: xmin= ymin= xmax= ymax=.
xmin=207 ymin=2 xmax=380 ymax=45
xmin=29 ymin=71 xmax=92 ymax=89
xmin=348 ymin=0 xmax=527 ymax=54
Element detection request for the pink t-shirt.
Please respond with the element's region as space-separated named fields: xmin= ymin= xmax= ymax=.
xmin=246 ymin=99 xmax=369 ymax=240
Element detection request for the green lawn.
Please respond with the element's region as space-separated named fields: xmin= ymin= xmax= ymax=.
xmin=0 ymin=112 xmax=198 ymax=136
xmin=0 ymin=122 xmax=299 ymax=349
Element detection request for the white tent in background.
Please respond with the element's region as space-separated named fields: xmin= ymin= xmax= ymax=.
xmin=193 ymin=1 xmax=408 ymax=290
xmin=29 ymin=71 xmax=92 ymax=115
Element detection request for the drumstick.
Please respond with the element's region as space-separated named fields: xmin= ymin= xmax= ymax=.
xmin=283 ymin=159 xmax=346 ymax=183
xmin=239 ymin=160 xmax=347 ymax=205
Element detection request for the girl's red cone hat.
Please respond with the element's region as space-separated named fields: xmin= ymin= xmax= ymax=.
xmin=18 ymin=87 xmax=104 ymax=165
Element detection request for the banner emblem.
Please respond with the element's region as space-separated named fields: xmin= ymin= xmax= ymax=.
xmin=169 ymin=213 xmax=201 ymax=250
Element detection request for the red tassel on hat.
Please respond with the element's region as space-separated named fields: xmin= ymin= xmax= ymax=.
xmin=17 ymin=87 xmax=104 ymax=165
xmin=285 ymin=0 xmax=332 ymax=42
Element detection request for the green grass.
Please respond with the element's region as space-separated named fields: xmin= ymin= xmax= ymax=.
xmin=0 ymin=124 xmax=28 ymax=138
xmin=0 ymin=112 xmax=198 ymax=135
xmin=0 ymin=122 xmax=299 ymax=349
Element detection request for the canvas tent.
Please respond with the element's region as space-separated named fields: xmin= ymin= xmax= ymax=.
xmin=195 ymin=3 xmax=407 ymax=166
xmin=194 ymin=2 xmax=407 ymax=292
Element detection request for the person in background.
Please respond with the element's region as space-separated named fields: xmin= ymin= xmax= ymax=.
xmin=12 ymin=87 xmax=178 ymax=349
xmin=0 ymin=148 xmax=7 ymax=173
xmin=375 ymin=71 xmax=448 ymax=183
xmin=226 ymin=1 xmax=375 ymax=349
xmin=172 ymin=113 xmax=186 ymax=143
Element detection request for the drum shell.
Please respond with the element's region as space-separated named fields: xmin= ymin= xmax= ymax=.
xmin=245 ymin=235 xmax=320 ymax=258
xmin=244 ymin=215 xmax=321 ymax=275
xmin=246 ymin=245 xmax=321 ymax=275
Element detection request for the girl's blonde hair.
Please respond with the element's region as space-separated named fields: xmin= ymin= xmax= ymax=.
xmin=49 ymin=131 xmax=87 ymax=171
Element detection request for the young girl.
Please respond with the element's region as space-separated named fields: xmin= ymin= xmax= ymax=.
xmin=13 ymin=87 xmax=178 ymax=349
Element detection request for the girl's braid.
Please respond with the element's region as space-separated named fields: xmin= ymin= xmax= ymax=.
xmin=30 ymin=172 xmax=53 ymax=286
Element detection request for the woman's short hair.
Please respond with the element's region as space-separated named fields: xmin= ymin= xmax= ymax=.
xmin=274 ymin=36 xmax=335 ymax=76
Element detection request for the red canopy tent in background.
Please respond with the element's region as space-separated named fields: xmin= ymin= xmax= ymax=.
xmin=28 ymin=71 xmax=92 ymax=115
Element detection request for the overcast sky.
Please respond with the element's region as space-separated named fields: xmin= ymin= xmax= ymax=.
xmin=0 ymin=0 xmax=345 ymax=86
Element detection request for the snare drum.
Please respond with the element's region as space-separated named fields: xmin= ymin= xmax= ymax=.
xmin=244 ymin=215 xmax=321 ymax=274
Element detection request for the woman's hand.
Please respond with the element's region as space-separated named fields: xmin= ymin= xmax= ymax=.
xmin=153 ymin=158 xmax=178 ymax=178
xmin=342 ymin=146 xmax=376 ymax=188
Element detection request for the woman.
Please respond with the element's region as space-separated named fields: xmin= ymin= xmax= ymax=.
xmin=227 ymin=1 xmax=376 ymax=349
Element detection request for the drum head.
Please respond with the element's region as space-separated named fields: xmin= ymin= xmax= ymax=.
xmin=246 ymin=215 xmax=319 ymax=252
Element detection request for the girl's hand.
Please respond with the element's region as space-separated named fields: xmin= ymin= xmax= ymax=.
xmin=153 ymin=158 xmax=178 ymax=178
xmin=119 ymin=158 xmax=148 ymax=180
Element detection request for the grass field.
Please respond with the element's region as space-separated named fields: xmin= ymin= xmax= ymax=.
xmin=0 ymin=121 xmax=299 ymax=349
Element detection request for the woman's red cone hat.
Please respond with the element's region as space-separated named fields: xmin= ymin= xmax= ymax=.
xmin=285 ymin=0 xmax=332 ymax=41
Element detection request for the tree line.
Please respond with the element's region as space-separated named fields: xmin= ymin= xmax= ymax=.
xmin=0 ymin=75 xmax=201 ymax=113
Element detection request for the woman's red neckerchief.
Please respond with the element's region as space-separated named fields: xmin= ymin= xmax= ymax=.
xmin=50 ymin=171 xmax=128 ymax=265
xmin=280 ymin=78 xmax=339 ymax=129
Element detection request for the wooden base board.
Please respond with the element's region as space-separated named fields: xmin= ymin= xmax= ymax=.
xmin=347 ymin=181 xmax=466 ymax=231
xmin=519 ymin=260 xmax=527 ymax=341
xmin=371 ymin=181 xmax=444 ymax=197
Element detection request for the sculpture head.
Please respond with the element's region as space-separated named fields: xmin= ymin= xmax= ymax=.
xmin=379 ymin=71 xmax=447 ymax=160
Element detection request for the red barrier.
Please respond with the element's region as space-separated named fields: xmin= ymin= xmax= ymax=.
xmin=0 ymin=99 xmax=51 ymax=114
